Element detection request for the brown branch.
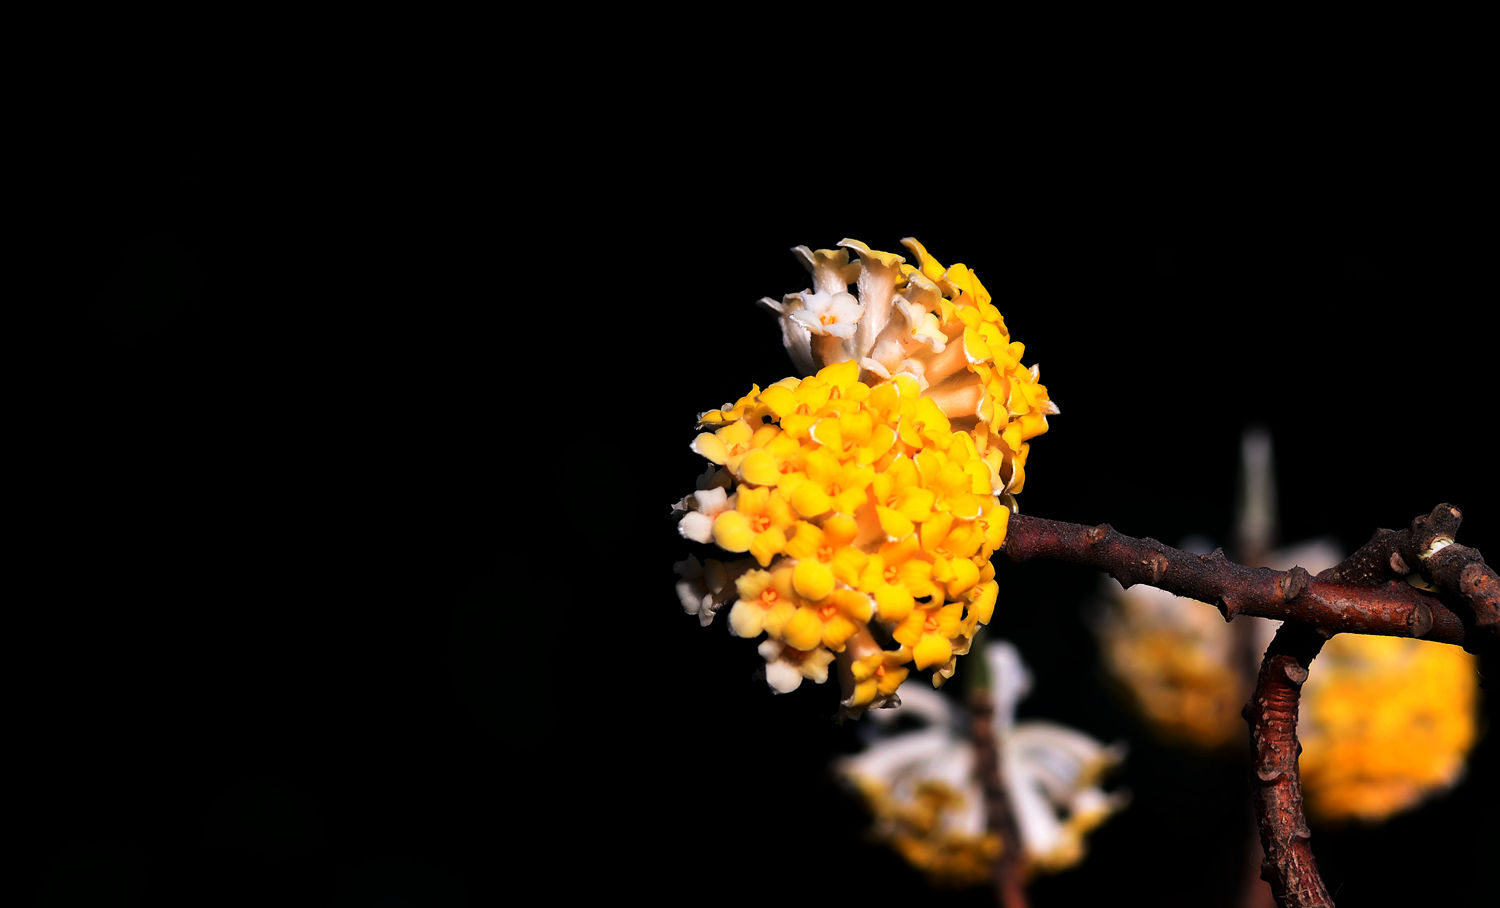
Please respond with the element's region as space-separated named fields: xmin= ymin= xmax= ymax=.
xmin=1242 ymin=623 xmax=1333 ymax=908
xmin=1001 ymin=513 xmax=1479 ymax=647
xmin=1323 ymin=504 xmax=1500 ymax=644
xmin=969 ymin=687 xmax=1029 ymax=908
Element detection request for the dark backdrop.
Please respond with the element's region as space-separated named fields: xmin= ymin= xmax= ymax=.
xmin=34 ymin=132 xmax=1494 ymax=907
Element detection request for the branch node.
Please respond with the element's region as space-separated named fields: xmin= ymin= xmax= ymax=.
xmin=1282 ymin=663 xmax=1309 ymax=685
xmin=1085 ymin=523 xmax=1110 ymax=545
xmin=1422 ymin=536 xmax=1455 ymax=560
xmin=1459 ymin=561 xmax=1486 ymax=597
xmin=1279 ymin=566 xmax=1311 ymax=602
xmin=1457 ymin=563 xmax=1500 ymax=630
xmin=1407 ymin=601 xmax=1434 ymax=638
xmin=1389 ymin=551 xmax=1410 ymax=575
xmin=1411 ymin=503 xmax=1464 ymax=549
xmin=1143 ymin=551 xmax=1169 ymax=585
xmin=1217 ymin=596 xmax=1242 ymax=622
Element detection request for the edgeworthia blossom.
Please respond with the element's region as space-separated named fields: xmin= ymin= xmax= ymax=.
xmin=835 ymin=641 xmax=1126 ymax=885
xmin=672 ymin=239 xmax=1057 ymax=714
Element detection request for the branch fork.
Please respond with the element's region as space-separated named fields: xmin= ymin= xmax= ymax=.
xmin=1000 ymin=504 xmax=1497 ymax=908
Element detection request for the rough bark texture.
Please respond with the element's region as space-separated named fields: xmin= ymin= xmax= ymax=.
xmin=1315 ymin=504 xmax=1498 ymax=647
xmin=1242 ymin=623 xmax=1332 ymax=908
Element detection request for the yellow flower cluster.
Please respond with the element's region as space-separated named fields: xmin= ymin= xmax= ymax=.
xmin=698 ymin=361 xmax=1012 ymax=703
xmin=1298 ymin=633 xmax=1480 ymax=823
xmin=674 ymin=239 xmax=1055 ymax=713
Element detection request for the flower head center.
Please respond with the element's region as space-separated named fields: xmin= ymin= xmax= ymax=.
xmin=675 ymin=237 xmax=1056 ymax=715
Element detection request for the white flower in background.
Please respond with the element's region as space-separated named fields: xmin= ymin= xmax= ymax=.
xmin=835 ymin=641 xmax=1126 ymax=886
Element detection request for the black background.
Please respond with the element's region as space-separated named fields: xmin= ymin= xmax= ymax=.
xmin=35 ymin=121 xmax=1496 ymax=908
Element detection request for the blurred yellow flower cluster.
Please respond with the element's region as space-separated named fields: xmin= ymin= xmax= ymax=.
xmin=673 ymin=239 xmax=1055 ymax=714
xmin=844 ymin=774 xmax=1003 ymax=887
xmin=1298 ymin=632 xmax=1480 ymax=822
xmin=1094 ymin=574 xmax=1268 ymax=750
